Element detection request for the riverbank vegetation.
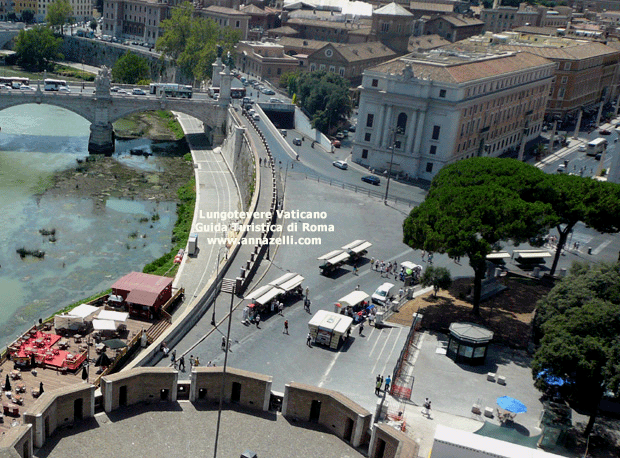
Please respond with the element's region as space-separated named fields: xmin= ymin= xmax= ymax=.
xmin=113 ymin=111 xmax=185 ymax=141
xmin=143 ymin=176 xmax=196 ymax=277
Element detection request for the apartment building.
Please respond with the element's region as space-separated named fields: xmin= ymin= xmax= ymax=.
xmin=480 ymin=4 xmax=571 ymax=34
xmin=351 ymin=49 xmax=554 ymax=181
xmin=38 ymin=0 xmax=93 ymax=22
xmin=451 ymin=32 xmax=620 ymax=116
xmin=102 ymin=0 xmax=171 ymax=45
xmin=235 ymin=41 xmax=300 ymax=83
xmin=196 ymin=5 xmax=250 ymax=40
xmin=423 ymin=14 xmax=484 ymax=43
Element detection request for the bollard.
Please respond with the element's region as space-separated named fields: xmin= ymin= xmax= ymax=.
xmin=588 ymin=247 xmax=592 ymax=255
xmin=246 ymin=260 xmax=251 ymax=270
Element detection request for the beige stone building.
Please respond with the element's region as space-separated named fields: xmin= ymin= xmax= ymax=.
xmin=450 ymin=32 xmax=620 ymax=116
xmin=352 ymin=49 xmax=554 ymax=181
xmin=235 ymin=41 xmax=301 ymax=83
xmin=422 ymin=14 xmax=484 ymax=43
xmin=196 ymin=5 xmax=250 ymax=40
xmin=102 ymin=0 xmax=172 ymax=45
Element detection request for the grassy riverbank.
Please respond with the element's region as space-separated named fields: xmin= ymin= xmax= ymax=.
xmin=114 ymin=111 xmax=185 ymax=141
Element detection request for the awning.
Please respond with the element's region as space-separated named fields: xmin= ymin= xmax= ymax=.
xmin=92 ymin=319 xmax=117 ymax=331
xmin=486 ymin=251 xmax=511 ymax=260
xmin=514 ymin=250 xmax=552 ymax=259
xmin=108 ymin=294 xmax=123 ymax=303
xmin=68 ymin=303 xmax=98 ymax=318
xmin=318 ymin=249 xmax=344 ymax=260
xmin=255 ymin=287 xmax=282 ymax=305
xmin=324 ymin=252 xmax=350 ymax=265
xmin=401 ymin=261 xmax=422 ymax=271
xmin=278 ymin=274 xmax=304 ymax=292
xmin=269 ymin=272 xmax=297 ymax=287
xmin=97 ymin=310 xmax=129 ymax=322
xmin=338 ymin=291 xmax=369 ymax=308
xmin=244 ymin=285 xmax=273 ymax=301
xmin=342 ymin=240 xmax=372 ymax=254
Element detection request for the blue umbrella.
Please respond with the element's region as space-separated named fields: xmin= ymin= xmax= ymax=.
xmin=497 ymin=396 xmax=527 ymax=414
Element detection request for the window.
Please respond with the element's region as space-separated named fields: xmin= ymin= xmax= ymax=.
xmin=381 ymin=22 xmax=389 ymax=32
xmin=362 ymin=149 xmax=368 ymax=159
xmin=429 ymin=145 xmax=437 ymax=155
xmin=426 ymin=162 xmax=433 ymax=173
xmin=319 ymin=64 xmax=325 ymax=70
xmin=366 ymin=114 xmax=374 ymax=128
xmin=439 ymin=89 xmax=446 ymax=98
xmin=371 ymin=79 xmax=378 ymax=87
xmin=558 ymin=88 xmax=565 ymax=98
xmin=329 ymin=65 xmax=335 ymax=73
xmin=563 ymin=62 xmax=571 ymax=70
xmin=364 ymin=133 xmax=371 ymax=142
xmin=339 ymin=67 xmax=345 ymax=77
xmin=432 ymin=125 xmax=440 ymax=140
xmin=394 ymin=140 xmax=402 ymax=149
xmin=396 ymin=113 xmax=407 ymax=133
xmin=236 ymin=20 xmax=240 ymax=28
xmin=561 ymin=76 xmax=568 ymax=84
xmin=310 ymin=64 xmax=316 ymax=71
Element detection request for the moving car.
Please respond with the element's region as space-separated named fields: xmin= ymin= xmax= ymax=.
xmin=252 ymin=113 xmax=260 ymax=121
xmin=58 ymin=86 xmax=71 ymax=92
xmin=261 ymin=88 xmax=275 ymax=95
xmin=111 ymin=86 xmax=120 ymax=92
xmin=132 ymin=88 xmax=146 ymax=95
xmin=292 ymin=138 xmax=302 ymax=146
xmin=362 ymin=175 xmax=380 ymax=185
xmin=332 ymin=160 xmax=348 ymax=170
xmin=20 ymin=86 xmax=35 ymax=91
xmin=557 ymin=163 xmax=566 ymax=173
xmin=578 ymin=145 xmax=586 ymax=152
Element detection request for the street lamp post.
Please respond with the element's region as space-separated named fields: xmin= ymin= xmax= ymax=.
xmin=211 ymin=246 xmax=229 ymax=326
xmin=212 ymin=278 xmax=236 ymax=458
xmin=384 ymin=130 xmax=397 ymax=205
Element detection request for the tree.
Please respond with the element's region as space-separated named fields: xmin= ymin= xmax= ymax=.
xmin=532 ymin=262 xmax=620 ymax=438
xmin=287 ymin=71 xmax=352 ymax=135
xmin=537 ymin=174 xmax=620 ymax=276
xmin=90 ymin=20 xmax=98 ymax=32
xmin=21 ymin=9 xmax=35 ymax=24
xmin=403 ymin=158 xmax=554 ymax=315
xmin=420 ymin=266 xmax=452 ymax=297
xmin=112 ymin=51 xmax=150 ymax=84
xmin=46 ymin=0 xmax=73 ymax=34
xmin=14 ymin=26 xmax=63 ymax=72
xmin=156 ymin=2 xmax=240 ymax=82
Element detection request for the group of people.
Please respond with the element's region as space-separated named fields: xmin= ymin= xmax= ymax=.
xmin=374 ymin=374 xmax=392 ymax=395
xmin=370 ymin=258 xmax=399 ymax=279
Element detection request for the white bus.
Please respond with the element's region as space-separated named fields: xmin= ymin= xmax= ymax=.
xmin=44 ymin=79 xmax=67 ymax=91
xmin=586 ymin=138 xmax=607 ymax=156
xmin=149 ymin=83 xmax=192 ymax=98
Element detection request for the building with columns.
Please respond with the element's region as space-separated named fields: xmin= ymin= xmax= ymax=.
xmin=351 ymin=49 xmax=554 ymax=181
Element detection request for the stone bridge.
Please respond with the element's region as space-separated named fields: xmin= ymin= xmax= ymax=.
xmin=0 ymin=65 xmax=234 ymax=154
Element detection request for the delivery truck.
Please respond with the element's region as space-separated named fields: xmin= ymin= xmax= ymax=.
xmin=188 ymin=232 xmax=198 ymax=256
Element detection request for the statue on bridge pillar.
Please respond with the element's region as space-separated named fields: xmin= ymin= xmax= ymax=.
xmin=95 ymin=66 xmax=112 ymax=95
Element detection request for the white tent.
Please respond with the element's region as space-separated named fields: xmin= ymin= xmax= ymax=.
xmin=92 ymin=319 xmax=117 ymax=331
xmin=54 ymin=314 xmax=84 ymax=331
xmin=97 ymin=310 xmax=129 ymax=322
xmin=68 ymin=303 xmax=98 ymax=318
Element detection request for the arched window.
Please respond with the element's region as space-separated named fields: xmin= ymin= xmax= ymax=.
xmin=396 ymin=113 xmax=407 ymax=134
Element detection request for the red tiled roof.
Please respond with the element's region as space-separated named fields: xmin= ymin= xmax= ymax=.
xmin=112 ymin=272 xmax=172 ymax=307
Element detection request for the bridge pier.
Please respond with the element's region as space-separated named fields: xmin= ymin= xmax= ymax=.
xmin=88 ymin=122 xmax=115 ymax=155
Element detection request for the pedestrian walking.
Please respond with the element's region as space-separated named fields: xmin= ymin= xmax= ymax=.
xmin=376 ymin=374 xmax=382 ymax=384
xmin=384 ymin=375 xmax=391 ymax=393
xmin=178 ymin=355 xmax=185 ymax=371
xmin=306 ymin=333 xmax=312 ymax=347
xmin=284 ymin=320 xmax=289 ymax=334
xmin=359 ymin=323 xmax=364 ymax=335
xmin=423 ymin=398 xmax=432 ymax=418
xmin=355 ymin=284 xmax=360 ymax=291
xmin=428 ymin=253 xmax=433 ymax=265
xmin=259 ymin=157 xmax=262 ymax=166
xmin=421 ymin=251 xmax=426 ymax=261
xmin=194 ymin=357 xmax=200 ymax=366
xmin=353 ymin=264 xmax=359 ymax=275
xmin=278 ymin=302 xmax=284 ymax=316
xmin=256 ymin=314 xmax=261 ymax=328
xmin=171 ymin=349 xmax=176 ymax=367
xmin=222 ymin=336 xmax=227 ymax=351
xmin=190 ymin=355 xmax=194 ymax=368
xmin=375 ymin=379 xmax=382 ymax=395
xmin=370 ymin=257 xmax=375 ymax=270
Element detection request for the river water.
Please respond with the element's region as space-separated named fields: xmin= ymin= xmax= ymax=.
xmin=0 ymin=104 xmax=180 ymax=344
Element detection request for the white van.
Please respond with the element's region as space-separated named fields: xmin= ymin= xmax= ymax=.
xmin=372 ymin=282 xmax=395 ymax=305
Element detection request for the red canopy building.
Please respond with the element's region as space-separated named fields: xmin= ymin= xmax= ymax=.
xmin=111 ymin=272 xmax=173 ymax=319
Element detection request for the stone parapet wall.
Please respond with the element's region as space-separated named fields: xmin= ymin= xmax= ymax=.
xmin=101 ymin=367 xmax=178 ymax=412
xmin=190 ymin=366 xmax=272 ymax=411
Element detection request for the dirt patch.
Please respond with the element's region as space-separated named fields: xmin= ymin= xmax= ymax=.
xmin=113 ymin=111 xmax=181 ymax=141
xmin=388 ymin=274 xmax=553 ymax=348
xmin=42 ymin=156 xmax=193 ymax=202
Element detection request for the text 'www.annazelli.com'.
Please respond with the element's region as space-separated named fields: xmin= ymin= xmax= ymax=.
xmin=205 ymin=236 xmax=322 ymax=246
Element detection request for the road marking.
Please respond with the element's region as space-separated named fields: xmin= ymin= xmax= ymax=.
xmin=317 ymin=349 xmax=343 ymax=388
xmin=592 ymin=238 xmax=613 ymax=256
xmin=381 ymin=327 xmax=403 ymax=376
xmin=367 ymin=327 xmax=382 ymax=358
xmin=371 ymin=327 xmax=394 ymax=374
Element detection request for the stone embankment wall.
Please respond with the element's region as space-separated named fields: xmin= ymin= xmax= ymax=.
xmin=60 ymin=37 xmax=182 ymax=83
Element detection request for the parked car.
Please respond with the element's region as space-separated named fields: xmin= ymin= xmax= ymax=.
xmin=332 ymin=160 xmax=348 ymax=170
xmin=372 ymin=282 xmax=395 ymax=305
xmin=132 ymin=88 xmax=146 ymax=95
xmin=335 ymin=132 xmax=345 ymax=140
xmin=280 ymin=129 xmax=287 ymax=137
xmin=332 ymin=139 xmax=341 ymax=148
xmin=595 ymin=153 xmax=602 ymax=160
xmin=293 ymin=137 xmax=302 ymax=146
xmin=578 ymin=145 xmax=586 ymax=152
xmin=557 ymin=163 xmax=566 ymax=173
xmin=349 ymin=124 xmax=356 ymax=132
xmin=362 ymin=175 xmax=380 ymax=185
xmin=111 ymin=86 xmax=120 ymax=92
xmin=599 ymin=128 xmax=611 ymax=135
xmin=252 ymin=113 xmax=260 ymax=121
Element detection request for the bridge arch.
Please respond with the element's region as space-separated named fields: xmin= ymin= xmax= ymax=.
xmin=0 ymin=97 xmax=96 ymax=124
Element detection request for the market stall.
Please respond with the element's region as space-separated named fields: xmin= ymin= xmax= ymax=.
xmin=308 ymin=310 xmax=353 ymax=349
